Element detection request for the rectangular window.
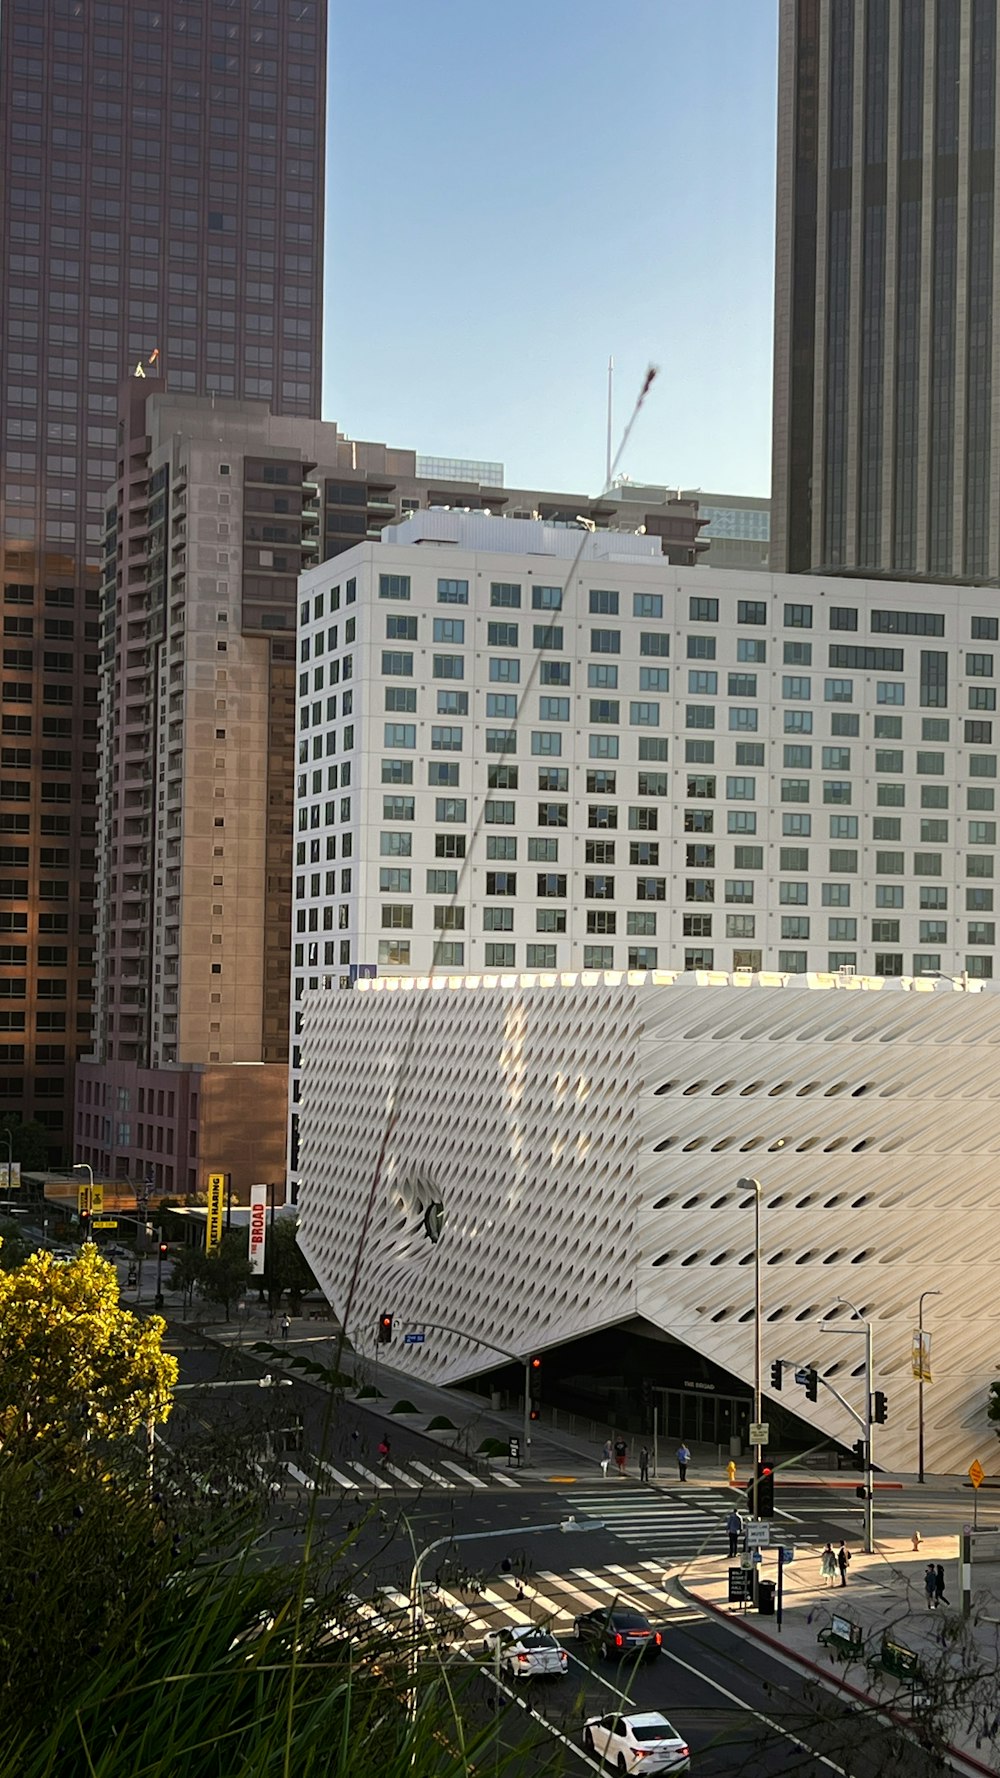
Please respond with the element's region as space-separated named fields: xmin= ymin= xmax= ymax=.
xmin=433 ymin=617 xmax=464 ymax=644
xmin=779 ymin=951 xmax=808 ymax=973
xmin=728 ymin=673 xmax=758 ymax=698
xmin=725 ymin=880 xmax=754 ymax=903
xmin=782 ymin=675 xmax=811 ymax=699
xmin=590 ymin=628 xmax=620 ymax=654
xmin=913 ymin=852 xmax=943 ymax=876
xmin=589 ymin=698 xmax=620 ymax=723
xmin=532 ymin=585 xmax=562 ymax=610
xmin=490 ymin=582 xmax=521 ymax=608
xmin=630 ymin=701 xmax=659 ymax=726
xmin=378 ymin=573 xmax=410 ymax=600
xmin=541 ymin=659 xmax=571 ymax=686
xmin=784 ymin=602 xmax=813 ymax=627
xmin=539 ymin=696 xmax=570 ymax=722
xmin=781 ymin=915 xmax=810 ymax=939
xmin=970 ymin=686 xmax=997 ymax=710
xmin=825 ymin=679 xmax=853 ymax=702
xmin=686 ymin=634 xmax=717 ymax=659
xmin=689 ymin=596 xmax=718 ymax=622
xmin=434 ymin=797 xmax=467 ymax=822
xmin=633 ymin=592 xmax=663 ymax=619
xmin=831 ymin=645 xmax=904 ymax=672
xmin=534 ymin=623 xmax=563 ymax=649
xmin=531 ymin=731 xmax=562 ymax=756
xmin=386 ymin=614 xmax=418 ymax=641
xmin=589 ymin=587 xmax=619 ymax=615
xmin=486 ymin=693 xmax=517 ymax=720
xmin=872 ymin=817 xmax=901 ymax=840
xmin=688 ymin=670 xmax=718 ymax=695
xmin=640 ymin=630 xmax=670 ymax=656
xmin=738 ymin=637 xmax=766 ymax=663
xmin=871 ymin=609 xmax=944 ymax=636
xmin=487 ymin=621 xmax=519 ymax=648
xmin=381 ymin=650 xmax=412 ymax=676
xmin=485 ymin=871 xmax=516 ymax=895
xmin=784 ymin=710 xmax=814 ymax=733
xmin=583 ymin=945 xmax=614 ymax=969
xmin=434 ymin=653 xmax=465 ymax=680
xmin=829 ymin=815 xmax=858 ymax=838
xmin=383 ymin=723 xmax=415 ymax=748
xmin=526 ymin=943 xmax=557 ymax=969
xmin=737 ymin=600 xmax=767 ymax=625
xmin=831 ymin=712 xmax=860 ymax=736
xmin=431 ymin=726 xmax=463 ymax=751
xmin=437 ymin=577 xmax=469 ymax=604
xmin=639 ymin=666 xmax=670 ymax=692
xmin=483 ymin=906 xmax=514 ymax=931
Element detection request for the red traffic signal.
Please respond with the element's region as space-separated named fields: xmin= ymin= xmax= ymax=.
xmin=158 ymin=1242 xmax=168 ymax=1256
xmin=529 ymin=1406 xmax=541 ymax=1420
xmin=529 ymin=1355 xmax=542 ymax=1371
xmin=377 ymin=1312 xmax=393 ymax=1345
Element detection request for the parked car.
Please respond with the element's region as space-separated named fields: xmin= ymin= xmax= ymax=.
xmin=574 ymin=1604 xmax=662 ymax=1661
xmin=482 ymin=1626 xmax=568 ymax=1679
xmin=583 ymin=1711 xmax=690 ymax=1774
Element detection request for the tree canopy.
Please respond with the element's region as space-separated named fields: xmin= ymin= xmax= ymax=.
xmin=0 ymin=1243 xmax=176 ymax=1452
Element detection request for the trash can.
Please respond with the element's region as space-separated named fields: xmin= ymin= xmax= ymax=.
xmin=756 ymin=1579 xmax=776 ymax=1616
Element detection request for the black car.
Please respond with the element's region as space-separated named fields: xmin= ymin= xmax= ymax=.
xmin=574 ymin=1605 xmax=663 ymax=1661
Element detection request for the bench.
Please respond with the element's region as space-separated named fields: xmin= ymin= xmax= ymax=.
xmin=817 ymin=1614 xmax=863 ymax=1661
xmin=880 ymin=1636 xmax=922 ymax=1684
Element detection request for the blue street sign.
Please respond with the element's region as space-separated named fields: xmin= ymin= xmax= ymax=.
xmin=780 ymin=1547 xmax=795 ymax=1563
xmin=403 ymin=1331 xmax=425 ymax=1345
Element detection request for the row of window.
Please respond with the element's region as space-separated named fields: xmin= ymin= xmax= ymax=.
xmin=365 ymin=939 xmax=995 ymax=979
xmin=368 ymin=577 xmax=1000 ymax=641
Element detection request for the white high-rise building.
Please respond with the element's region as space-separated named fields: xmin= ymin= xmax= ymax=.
xmin=288 ymin=512 xmax=1000 ymax=1170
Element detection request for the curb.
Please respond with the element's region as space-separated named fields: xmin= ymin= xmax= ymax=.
xmin=677 ymin=1575 xmax=995 ymax=1778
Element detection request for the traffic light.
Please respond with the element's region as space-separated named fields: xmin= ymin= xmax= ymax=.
xmin=746 ymin=1460 xmax=774 ymax=1517
xmin=158 ymin=1241 xmax=168 ymax=1257
xmin=804 ymin=1367 xmax=818 ymax=1403
xmin=529 ymin=1406 xmax=541 ymax=1421
xmin=377 ymin=1312 xmax=393 ymax=1345
xmin=872 ymin=1390 xmax=888 ymax=1425
xmin=769 ymin=1361 xmax=783 ymax=1391
xmin=851 ymin=1438 xmax=867 ymax=1471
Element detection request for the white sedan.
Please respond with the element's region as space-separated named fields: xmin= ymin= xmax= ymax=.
xmin=583 ymin=1710 xmax=690 ymax=1774
xmin=482 ymin=1626 xmax=568 ymax=1679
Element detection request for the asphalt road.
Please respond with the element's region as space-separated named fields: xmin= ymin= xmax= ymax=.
xmin=164 ymin=1329 xmax=978 ymax=1773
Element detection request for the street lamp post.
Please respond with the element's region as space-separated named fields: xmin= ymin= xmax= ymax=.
xmin=738 ymin=1176 xmax=763 ymax=1519
xmin=407 ymin=1517 xmax=603 ymax=1725
xmin=917 ymin=1288 xmax=941 ymax=1485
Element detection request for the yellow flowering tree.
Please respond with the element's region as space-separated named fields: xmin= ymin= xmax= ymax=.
xmin=0 ymin=1243 xmax=176 ymax=1452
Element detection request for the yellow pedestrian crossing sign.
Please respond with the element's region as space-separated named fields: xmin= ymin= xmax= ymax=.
xmin=969 ymin=1459 xmax=985 ymax=1489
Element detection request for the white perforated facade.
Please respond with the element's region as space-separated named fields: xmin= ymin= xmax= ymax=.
xmin=297 ymin=968 xmax=1000 ymax=1475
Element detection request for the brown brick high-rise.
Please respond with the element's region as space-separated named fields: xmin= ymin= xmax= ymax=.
xmin=0 ymin=0 xmax=327 ymax=1161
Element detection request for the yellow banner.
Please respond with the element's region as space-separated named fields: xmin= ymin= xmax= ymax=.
xmin=206 ymin=1172 xmax=225 ymax=1253
xmin=91 ymin=1183 xmax=104 ymax=1214
xmin=911 ymin=1330 xmax=932 ymax=1383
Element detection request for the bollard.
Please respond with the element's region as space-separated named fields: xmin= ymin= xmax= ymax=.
xmin=912 ymin=1530 xmax=921 ymax=1551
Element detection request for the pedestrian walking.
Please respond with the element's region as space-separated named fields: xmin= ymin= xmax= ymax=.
xmin=934 ymin=1563 xmax=948 ymax=1607
xmin=820 ymin=1544 xmax=837 ymax=1588
xmin=377 ymin=1436 xmax=390 ymax=1467
xmin=613 ymin=1436 xmax=627 ymax=1476
xmin=279 ymin=1313 xmax=290 ymax=1341
xmin=600 ymin=1438 xmax=612 ymax=1478
xmin=726 ymin=1509 xmax=742 ymax=1558
xmin=638 ymin=1444 xmax=650 ymax=1483
xmin=676 ymin=1442 xmax=691 ymax=1482
xmin=924 ymin=1562 xmax=938 ymax=1610
xmin=837 ymin=1542 xmax=851 ymax=1587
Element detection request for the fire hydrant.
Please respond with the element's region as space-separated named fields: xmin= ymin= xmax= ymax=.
xmin=912 ymin=1530 xmax=921 ymax=1551
xmin=727 ymin=1459 xmax=738 ymax=1488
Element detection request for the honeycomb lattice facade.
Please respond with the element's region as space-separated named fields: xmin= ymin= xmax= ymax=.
xmin=297 ymin=969 xmax=1000 ymax=1474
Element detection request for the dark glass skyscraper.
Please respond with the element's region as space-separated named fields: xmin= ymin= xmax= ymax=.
xmin=0 ymin=0 xmax=327 ymax=1162
xmin=772 ymin=0 xmax=1000 ymax=584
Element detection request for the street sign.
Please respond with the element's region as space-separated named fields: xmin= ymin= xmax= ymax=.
xmin=507 ymin=1435 xmax=521 ymax=1466
xmin=403 ymin=1331 xmax=425 ymax=1345
xmin=749 ymin=1422 xmax=769 ymax=1444
xmin=92 ymin=1218 xmax=117 ymax=1230
xmin=745 ymin=1522 xmax=771 ymax=1547
xmin=91 ymin=1184 xmax=104 ymax=1213
xmin=969 ymin=1459 xmax=985 ymax=1489
xmin=728 ymin=1567 xmax=750 ymax=1602
xmin=779 ymin=1546 xmax=795 ymax=1563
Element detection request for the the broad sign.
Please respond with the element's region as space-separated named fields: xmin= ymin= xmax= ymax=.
xmin=248 ymin=1182 xmax=267 ymax=1275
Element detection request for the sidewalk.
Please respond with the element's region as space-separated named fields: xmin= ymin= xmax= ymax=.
xmin=676 ymin=1531 xmax=1000 ymax=1776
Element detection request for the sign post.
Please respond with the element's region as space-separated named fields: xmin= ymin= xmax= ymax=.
xmin=248 ymin=1182 xmax=267 ymax=1275
xmin=206 ymin=1172 xmax=225 ymax=1254
xmin=969 ymin=1458 xmax=985 ymax=1529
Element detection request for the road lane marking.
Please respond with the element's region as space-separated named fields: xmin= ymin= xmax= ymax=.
xmin=492 ymin=1470 xmax=521 ymax=1487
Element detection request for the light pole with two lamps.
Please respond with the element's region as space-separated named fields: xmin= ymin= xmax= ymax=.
xmin=820 ymin=1296 xmax=875 ymax=1554
xmin=917 ymin=1288 xmax=941 ymax=1485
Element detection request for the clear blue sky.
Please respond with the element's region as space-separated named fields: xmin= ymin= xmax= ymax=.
xmin=323 ymin=1 xmax=777 ymax=499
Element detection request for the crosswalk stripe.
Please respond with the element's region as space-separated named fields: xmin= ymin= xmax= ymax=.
xmin=350 ymin=1460 xmax=391 ymax=1490
xmin=492 ymin=1469 xmax=521 ymax=1487
xmin=440 ymin=1459 xmax=487 ymax=1487
xmin=384 ymin=1461 xmax=423 ymax=1487
xmin=285 ymin=1461 xmax=316 ymax=1490
xmin=533 ymin=1571 xmax=606 ymax=1614
xmin=410 ymin=1459 xmax=456 ymax=1489
xmin=314 ymin=1457 xmax=360 ymax=1490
